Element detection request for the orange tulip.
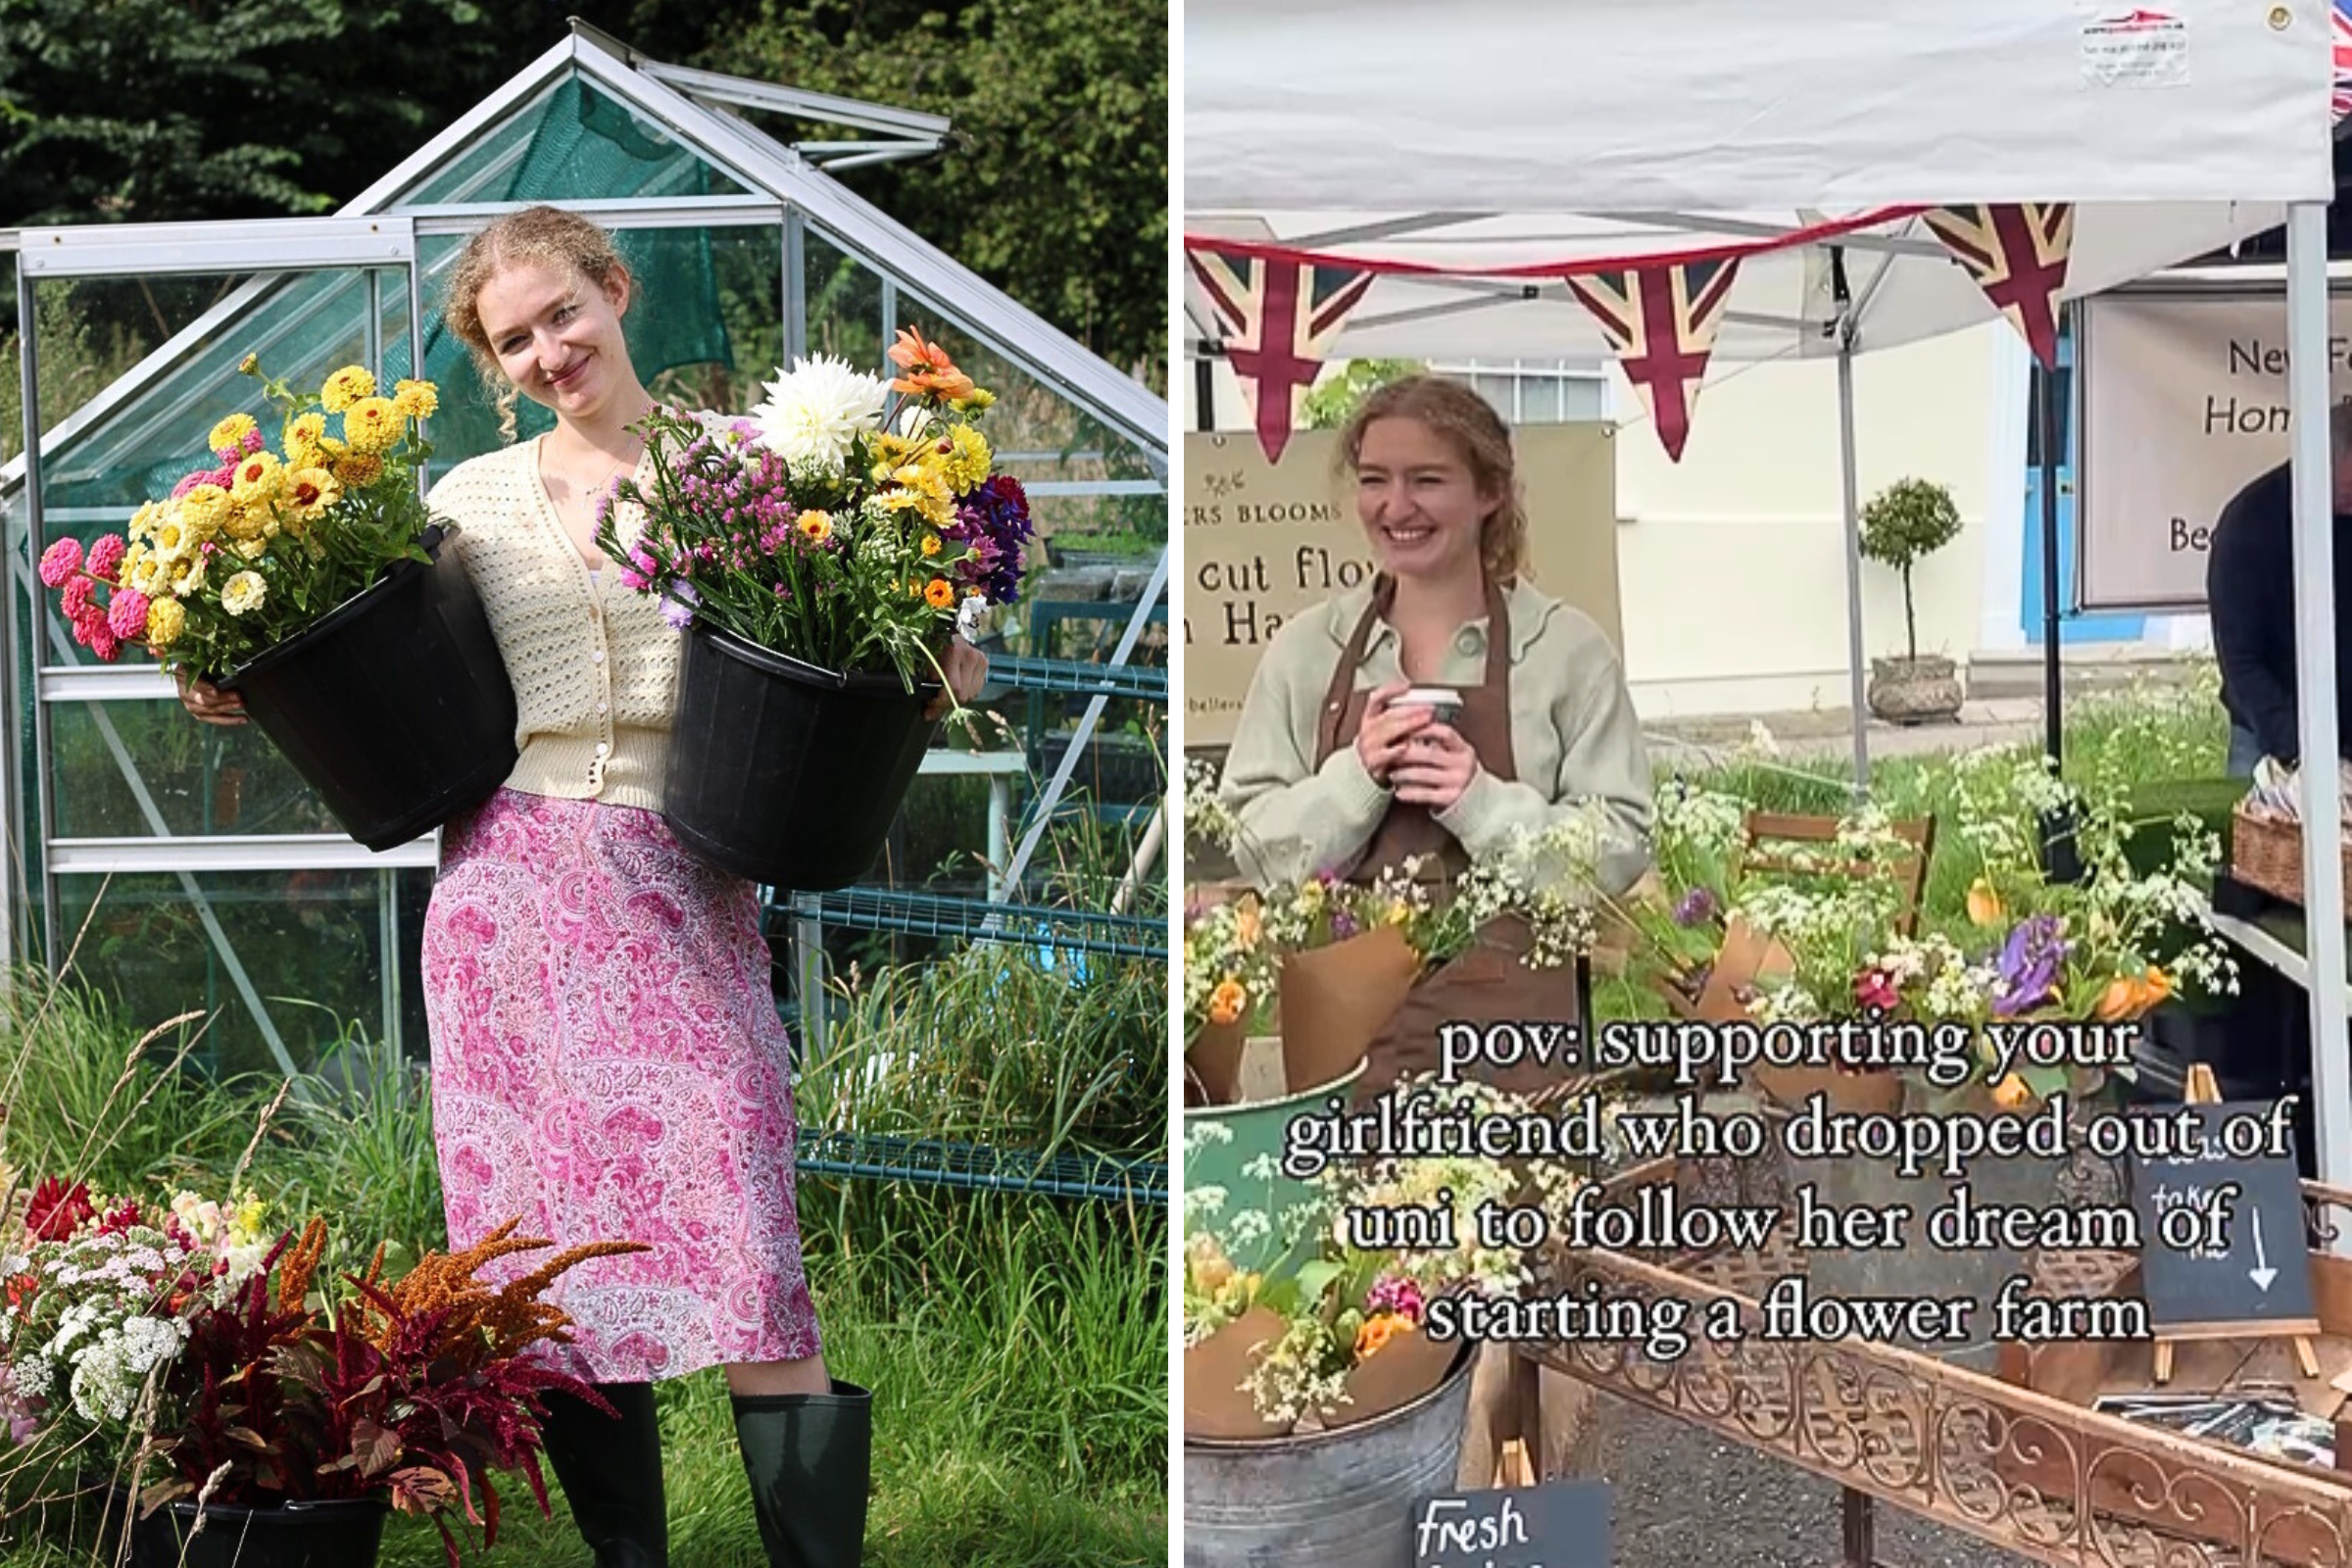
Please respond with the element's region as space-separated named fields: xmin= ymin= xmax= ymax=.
xmin=1989 ymin=1073 xmax=2034 ymax=1109
xmin=1208 ymin=978 xmax=1247 ymax=1027
xmin=2094 ymin=976 xmax=2141 ymax=1022
xmin=1965 ymin=877 xmax=2004 ymax=927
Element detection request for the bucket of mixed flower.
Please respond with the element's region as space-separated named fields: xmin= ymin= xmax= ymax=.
xmin=595 ymin=328 xmax=1034 ymax=891
xmin=0 ymin=1176 xmax=637 ymax=1568
xmin=35 ymin=360 xmax=517 ymax=852
xmin=1183 ymin=1074 xmax=1590 ymax=1565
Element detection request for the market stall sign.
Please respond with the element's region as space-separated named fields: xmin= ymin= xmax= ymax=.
xmin=1411 ymin=1480 xmax=1609 ymax=1568
xmin=2127 ymin=1097 xmax=2319 ymax=1353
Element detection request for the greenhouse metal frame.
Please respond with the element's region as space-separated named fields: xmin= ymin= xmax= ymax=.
xmin=0 ymin=24 xmax=1169 ymax=1078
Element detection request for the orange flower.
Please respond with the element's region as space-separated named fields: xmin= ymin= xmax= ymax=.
xmin=888 ymin=327 xmax=976 ymax=401
xmin=2095 ymin=965 xmax=2173 ymax=1022
xmin=1207 ymin=978 xmax=1247 ymax=1026
xmin=1989 ymin=1073 xmax=2034 ymax=1109
xmin=924 ymin=577 xmax=956 ymax=609
xmin=1355 ymin=1311 xmax=1407 ymax=1360
xmin=1965 ymin=877 xmax=2004 ymax=927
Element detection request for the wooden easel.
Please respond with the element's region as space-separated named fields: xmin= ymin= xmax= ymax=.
xmin=2150 ymin=1063 xmax=2322 ymax=1385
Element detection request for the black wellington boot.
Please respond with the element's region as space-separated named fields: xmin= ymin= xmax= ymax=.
xmin=729 ymin=1380 xmax=873 ymax=1568
xmin=538 ymin=1381 xmax=669 ymax=1567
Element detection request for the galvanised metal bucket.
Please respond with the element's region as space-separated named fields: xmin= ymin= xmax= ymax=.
xmin=1182 ymin=1340 xmax=1474 ymax=1568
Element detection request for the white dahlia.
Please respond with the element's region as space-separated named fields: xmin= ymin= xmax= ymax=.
xmin=748 ymin=355 xmax=888 ymax=475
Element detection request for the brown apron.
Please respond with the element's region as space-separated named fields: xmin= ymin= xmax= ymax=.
xmin=1312 ymin=575 xmax=1581 ymax=1103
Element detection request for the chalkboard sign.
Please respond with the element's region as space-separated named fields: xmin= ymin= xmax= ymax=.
xmin=1411 ymin=1481 xmax=1608 ymax=1568
xmin=2127 ymin=1099 xmax=2319 ymax=1341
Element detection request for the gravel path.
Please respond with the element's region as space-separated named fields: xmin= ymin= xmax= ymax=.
xmin=1596 ymin=1395 xmax=2036 ymax=1568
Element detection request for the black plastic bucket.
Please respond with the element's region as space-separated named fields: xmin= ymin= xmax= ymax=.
xmin=119 ymin=1492 xmax=389 ymax=1568
xmin=663 ymin=624 xmax=940 ymax=890
xmin=219 ymin=525 xmax=518 ymax=852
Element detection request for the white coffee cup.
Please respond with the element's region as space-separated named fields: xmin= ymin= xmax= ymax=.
xmin=1394 ymin=686 xmax=1464 ymax=726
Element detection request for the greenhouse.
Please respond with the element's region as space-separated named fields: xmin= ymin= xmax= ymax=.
xmin=0 ymin=22 xmax=1171 ymax=1081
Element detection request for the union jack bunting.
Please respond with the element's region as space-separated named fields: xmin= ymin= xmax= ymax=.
xmin=2333 ymin=0 xmax=2352 ymax=122
xmin=1187 ymin=242 xmax=1373 ymax=462
xmin=1922 ymin=204 xmax=2074 ymax=369
xmin=1562 ymin=259 xmax=1740 ymax=464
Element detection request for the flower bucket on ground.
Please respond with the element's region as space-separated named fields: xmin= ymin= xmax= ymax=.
xmin=596 ymin=329 xmax=1034 ymax=890
xmin=0 ymin=1177 xmax=641 ymax=1568
xmin=35 ymin=362 xmax=516 ymax=851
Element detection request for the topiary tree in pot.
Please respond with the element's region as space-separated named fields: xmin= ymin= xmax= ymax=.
xmin=1858 ymin=476 xmax=1966 ymax=723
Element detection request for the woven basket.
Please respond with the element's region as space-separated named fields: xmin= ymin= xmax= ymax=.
xmin=2230 ymin=798 xmax=2352 ymax=907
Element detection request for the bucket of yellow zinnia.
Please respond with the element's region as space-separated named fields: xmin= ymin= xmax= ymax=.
xmin=37 ymin=357 xmax=517 ymax=851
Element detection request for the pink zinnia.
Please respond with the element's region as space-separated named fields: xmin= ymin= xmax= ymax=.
xmin=86 ymin=624 xmax=120 ymax=662
xmin=36 ymin=538 xmax=80 ymax=589
xmin=106 ymin=590 xmax=150 ymax=642
xmin=60 ymin=577 xmax=95 ymax=619
xmin=240 ymin=427 xmax=265 ymax=456
xmin=86 ymin=534 xmax=125 ymax=584
xmin=172 ymin=471 xmax=208 ymax=500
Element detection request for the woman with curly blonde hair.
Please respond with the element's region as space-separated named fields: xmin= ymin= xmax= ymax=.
xmin=183 ymin=203 xmax=983 ymax=1567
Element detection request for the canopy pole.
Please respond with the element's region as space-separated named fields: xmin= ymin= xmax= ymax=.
xmin=2285 ymin=200 xmax=2351 ymax=1201
xmin=1836 ymin=323 xmax=1870 ymax=796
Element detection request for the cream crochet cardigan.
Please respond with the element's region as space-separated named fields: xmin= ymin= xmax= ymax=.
xmin=427 ymin=436 xmax=677 ymax=812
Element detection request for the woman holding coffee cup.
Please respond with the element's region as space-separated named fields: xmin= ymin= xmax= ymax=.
xmin=1217 ymin=373 xmax=1653 ymax=1101
xmin=1216 ymin=371 xmax=1653 ymax=1491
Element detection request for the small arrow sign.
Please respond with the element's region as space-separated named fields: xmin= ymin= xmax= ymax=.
xmin=2252 ymin=1208 xmax=2278 ymax=1294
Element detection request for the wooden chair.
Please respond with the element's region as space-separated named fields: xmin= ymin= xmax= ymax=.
xmin=1736 ymin=809 xmax=1938 ymax=939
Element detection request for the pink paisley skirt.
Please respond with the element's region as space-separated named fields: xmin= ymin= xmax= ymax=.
xmin=420 ymin=787 xmax=820 ymax=1383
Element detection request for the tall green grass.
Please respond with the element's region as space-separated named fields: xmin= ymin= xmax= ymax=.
xmin=0 ymin=878 xmax=1165 ymax=1565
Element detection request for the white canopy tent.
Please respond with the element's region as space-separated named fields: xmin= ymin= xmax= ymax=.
xmin=1185 ymin=0 xmax=2352 ymax=1185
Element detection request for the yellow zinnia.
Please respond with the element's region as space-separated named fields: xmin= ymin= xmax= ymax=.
xmin=220 ymin=570 xmax=266 ymax=616
xmin=223 ymin=507 xmax=269 ymax=543
xmin=284 ymin=466 xmax=342 ymax=521
xmin=920 ymin=533 xmax=943 ymax=558
xmin=392 ymin=378 xmax=439 ymax=419
xmin=229 ymin=451 xmax=283 ymax=506
xmin=207 ymin=413 xmax=257 ymax=454
xmin=319 ymin=366 xmax=375 ymax=413
xmin=283 ymin=412 xmax=328 ymax=466
xmin=169 ymin=555 xmax=207 ymax=597
xmin=943 ymin=424 xmax=991 ymax=492
xmin=126 ymin=501 xmax=160 ymax=542
xmin=145 ymin=597 xmax=185 ymax=649
xmin=178 ymin=484 xmax=231 ymax=538
xmin=342 ymin=397 xmax=402 ymax=455
xmin=332 ymin=451 xmax=384 ymax=488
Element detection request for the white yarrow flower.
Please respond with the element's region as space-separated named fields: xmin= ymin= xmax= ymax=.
xmin=748 ymin=355 xmax=888 ymax=475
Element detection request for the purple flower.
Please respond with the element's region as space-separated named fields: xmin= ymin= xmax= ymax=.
xmin=661 ymin=598 xmax=694 ymax=630
xmin=1990 ymin=913 xmax=2070 ymax=1017
xmin=1330 ymin=908 xmax=1359 ymax=940
xmin=946 ymin=474 xmax=1034 ymax=606
xmin=1671 ymin=887 xmax=1718 ymax=927
xmin=1367 ymin=1274 xmax=1427 ymax=1323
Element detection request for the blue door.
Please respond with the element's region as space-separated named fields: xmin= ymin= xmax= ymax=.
xmin=2022 ymin=328 xmax=2146 ymax=644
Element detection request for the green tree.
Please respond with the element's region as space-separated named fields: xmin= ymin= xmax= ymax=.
xmin=1857 ymin=476 xmax=1963 ymax=663
xmin=703 ymin=0 xmax=1167 ymax=387
xmin=1300 ymin=359 xmax=1427 ymax=430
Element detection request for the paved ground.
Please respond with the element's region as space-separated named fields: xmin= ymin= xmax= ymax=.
xmin=1599 ymin=1396 xmax=2035 ymax=1568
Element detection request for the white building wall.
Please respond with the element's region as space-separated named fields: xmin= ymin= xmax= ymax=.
xmin=1183 ymin=323 xmax=2065 ymax=719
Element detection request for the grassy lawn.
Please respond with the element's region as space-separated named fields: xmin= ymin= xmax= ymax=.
xmin=0 ymin=930 xmax=1166 ymax=1567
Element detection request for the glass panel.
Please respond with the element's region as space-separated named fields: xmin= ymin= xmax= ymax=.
xmin=1559 ymin=374 xmax=1608 ymax=422
xmin=392 ymin=74 xmax=746 ymax=207
xmin=58 ymin=867 xmax=431 ymax=1081
xmin=47 ymin=701 xmax=344 ymax=838
xmin=1518 ymin=372 xmax=1564 ymax=424
xmin=801 ymin=229 xmax=888 ymax=370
